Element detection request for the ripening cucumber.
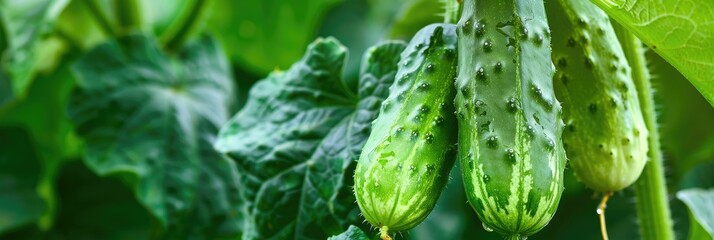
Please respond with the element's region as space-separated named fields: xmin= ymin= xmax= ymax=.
xmin=546 ymin=0 xmax=648 ymax=192
xmin=455 ymin=0 xmax=566 ymax=238
xmin=354 ymin=24 xmax=458 ymax=236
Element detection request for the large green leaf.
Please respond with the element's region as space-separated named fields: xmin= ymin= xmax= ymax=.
xmin=0 ymin=127 xmax=44 ymax=233
xmin=214 ymin=38 xmax=405 ymax=239
xmin=589 ymin=0 xmax=714 ymax=107
xmin=328 ymin=225 xmax=370 ymax=240
xmin=205 ymin=0 xmax=342 ymax=74
xmin=0 ymin=0 xmax=69 ymax=103
xmin=677 ymin=188 xmax=714 ymax=239
xmin=68 ymin=34 xmax=241 ymax=238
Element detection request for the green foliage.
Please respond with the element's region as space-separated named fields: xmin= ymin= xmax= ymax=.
xmin=329 ymin=225 xmax=370 ymax=240
xmin=388 ymin=0 xmax=444 ymax=39
xmin=43 ymin=161 xmax=153 ymax=239
xmin=0 ymin=127 xmax=44 ymax=233
xmin=206 ymin=0 xmax=342 ymax=74
xmin=677 ymin=189 xmax=714 ymax=240
xmin=68 ymin=34 xmax=241 ymax=238
xmin=588 ymin=0 xmax=714 ymax=107
xmin=646 ymin=49 xmax=714 ymax=183
xmin=0 ymin=0 xmax=713 ymax=239
xmin=0 ymin=0 xmax=69 ymax=105
xmin=214 ymin=37 xmax=404 ymax=239
xmin=0 ymin=58 xmax=81 ymax=230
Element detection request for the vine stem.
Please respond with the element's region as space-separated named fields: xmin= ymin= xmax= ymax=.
xmin=164 ymin=0 xmax=208 ymax=52
xmin=615 ymin=24 xmax=675 ymax=240
xmin=379 ymin=226 xmax=391 ymax=240
xmin=597 ymin=192 xmax=612 ymax=240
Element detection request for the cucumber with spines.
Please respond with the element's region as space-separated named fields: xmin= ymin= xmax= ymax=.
xmin=354 ymin=23 xmax=459 ymax=237
xmin=455 ymin=0 xmax=567 ymax=238
xmin=546 ymin=0 xmax=648 ymax=193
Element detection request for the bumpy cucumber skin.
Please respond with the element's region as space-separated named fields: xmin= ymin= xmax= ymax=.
xmin=546 ymin=0 xmax=648 ymax=192
xmin=455 ymin=0 xmax=566 ymax=237
xmin=354 ymin=24 xmax=458 ymax=231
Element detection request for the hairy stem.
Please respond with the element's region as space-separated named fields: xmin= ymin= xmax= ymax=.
xmin=615 ymin=23 xmax=675 ymax=240
xmin=85 ymin=0 xmax=116 ymax=36
xmin=165 ymin=0 xmax=208 ymax=52
xmin=379 ymin=226 xmax=391 ymax=240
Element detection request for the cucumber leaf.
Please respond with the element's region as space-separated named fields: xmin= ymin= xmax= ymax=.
xmin=68 ymin=34 xmax=241 ymax=238
xmin=0 ymin=0 xmax=69 ymax=105
xmin=677 ymin=188 xmax=714 ymax=239
xmin=589 ymin=0 xmax=714 ymax=107
xmin=328 ymin=225 xmax=370 ymax=240
xmin=214 ymin=38 xmax=405 ymax=239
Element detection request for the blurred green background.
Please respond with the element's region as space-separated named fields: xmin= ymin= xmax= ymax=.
xmin=1 ymin=0 xmax=713 ymax=239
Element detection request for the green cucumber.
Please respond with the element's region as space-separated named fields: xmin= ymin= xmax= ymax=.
xmin=546 ymin=0 xmax=648 ymax=192
xmin=455 ymin=0 xmax=566 ymax=238
xmin=354 ymin=24 xmax=459 ymax=237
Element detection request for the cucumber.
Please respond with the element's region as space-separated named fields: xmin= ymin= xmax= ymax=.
xmin=354 ymin=24 xmax=459 ymax=236
xmin=546 ymin=0 xmax=648 ymax=192
xmin=455 ymin=0 xmax=566 ymax=238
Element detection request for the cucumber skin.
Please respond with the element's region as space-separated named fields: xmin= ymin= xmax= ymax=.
xmin=455 ymin=0 xmax=566 ymax=237
xmin=547 ymin=0 xmax=648 ymax=192
xmin=354 ymin=24 xmax=459 ymax=231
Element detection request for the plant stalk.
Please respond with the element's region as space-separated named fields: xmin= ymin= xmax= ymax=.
xmin=165 ymin=0 xmax=208 ymax=52
xmin=597 ymin=192 xmax=612 ymax=240
xmin=85 ymin=0 xmax=116 ymax=36
xmin=114 ymin=0 xmax=142 ymax=32
xmin=442 ymin=0 xmax=461 ymax=24
xmin=615 ymin=24 xmax=675 ymax=240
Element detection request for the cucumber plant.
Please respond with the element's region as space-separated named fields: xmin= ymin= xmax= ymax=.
xmin=354 ymin=23 xmax=459 ymax=239
xmin=454 ymin=0 xmax=567 ymax=238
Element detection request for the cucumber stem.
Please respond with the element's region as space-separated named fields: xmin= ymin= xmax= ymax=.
xmin=379 ymin=226 xmax=391 ymax=240
xmin=597 ymin=192 xmax=612 ymax=240
xmin=615 ymin=24 xmax=675 ymax=240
